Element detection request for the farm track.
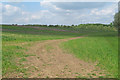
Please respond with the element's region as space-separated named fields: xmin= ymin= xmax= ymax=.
xmin=8 ymin=36 xmax=106 ymax=78
xmin=18 ymin=36 xmax=106 ymax=78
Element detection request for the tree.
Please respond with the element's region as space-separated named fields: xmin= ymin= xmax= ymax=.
xmin=113 ymin=12 xmax=120 ymax=28
xmin=109 ymin=22 xmax=113 ymax=27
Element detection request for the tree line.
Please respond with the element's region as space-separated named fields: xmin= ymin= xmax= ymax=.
xmin=113 ymin=1 xmax=120 ymax=29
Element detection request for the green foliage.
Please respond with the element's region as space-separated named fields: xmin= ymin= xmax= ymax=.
xmin=113 ymin=12 xmax=120 ymax=28
xmin=77 ymin=24 xmax=116 ymax=31
xmin=2 ymin=23 xmax=117 ymax=32
xmin=2 ymin=36 xmax=17 ymax=41
xmin=61 ymin=32 xmax=118 ymax=78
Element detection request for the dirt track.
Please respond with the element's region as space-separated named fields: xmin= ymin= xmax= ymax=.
xmin=20 ymin=36 xmax=106 ymax=78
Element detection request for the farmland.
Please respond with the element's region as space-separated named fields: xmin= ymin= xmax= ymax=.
xmin=1 ymin=24 xmax=118 ymax=78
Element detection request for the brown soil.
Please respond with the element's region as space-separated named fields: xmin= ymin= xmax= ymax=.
xmin=10 ymin=36 xmax=106 ymax=78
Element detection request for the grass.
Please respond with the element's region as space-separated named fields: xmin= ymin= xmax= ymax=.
xmin=61 ymin=32 xmax=118 ymax=78
xmin=2 ymin=25 xmax=118 ymax=78
xmin=38 ymin=73 xmax=41 ymax=76
xmin=2 ymin=25 xmax=85 ymax=77
xmin=45 ymin=45 xmax=53 ymax=52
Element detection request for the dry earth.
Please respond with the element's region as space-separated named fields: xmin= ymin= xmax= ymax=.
xmin=16 ymin=36 xmax=106 ymax=78
xmin=5 ymin=36 xmax=106 ymax=78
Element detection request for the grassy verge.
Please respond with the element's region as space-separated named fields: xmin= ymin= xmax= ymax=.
xmin=61 ymin=32 xmax=118 ymax=78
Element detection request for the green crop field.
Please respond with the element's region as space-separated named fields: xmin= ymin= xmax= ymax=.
xmin=1 ymin=25 xmax=118 ymax=78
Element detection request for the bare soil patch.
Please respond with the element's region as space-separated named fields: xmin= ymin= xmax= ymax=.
xmin=13 ymin=36 xmax=106 ymax=78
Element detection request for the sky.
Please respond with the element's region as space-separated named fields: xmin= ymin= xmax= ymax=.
xmin=0 ymin=0 xmax=119 ymax=25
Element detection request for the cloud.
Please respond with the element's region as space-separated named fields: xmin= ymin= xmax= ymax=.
xmin=39 ymin=0 xmax=119 ymax=2
xmin=2 ymin=4 xmax=21 ymax=16
xmin=1 ymin=2 xmax=118 ymax=25
xmin=2 ymin=4 xmax=28 ymax=23
xmin=51 ymin=2 xmax=108 ymax=10
xmin=2 ymin=3 xmax=56 ymax=24
xmin=90 ymin=3 xmax=118 ymax=16
xmin=40 ymin=2 xmax=63 ymax=12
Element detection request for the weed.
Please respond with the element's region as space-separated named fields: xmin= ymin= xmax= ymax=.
xmin=87 ymin=73 xmax=91 ymax=75
xmin=19 ymin=58 xmax=27 ymax=62
xmin=99 ymin=76 xmax=104 ymax=78
xmin=46 ymin=76 xmax=49 ymax=78
xmin=92 ymin=73 xmax=96 ymax=76
xmin=38 ymin=73 xmax=41 ymax=76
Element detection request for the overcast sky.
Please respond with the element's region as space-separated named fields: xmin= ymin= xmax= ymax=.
xmin=1 ymin=1 xmax=118 ymax=25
